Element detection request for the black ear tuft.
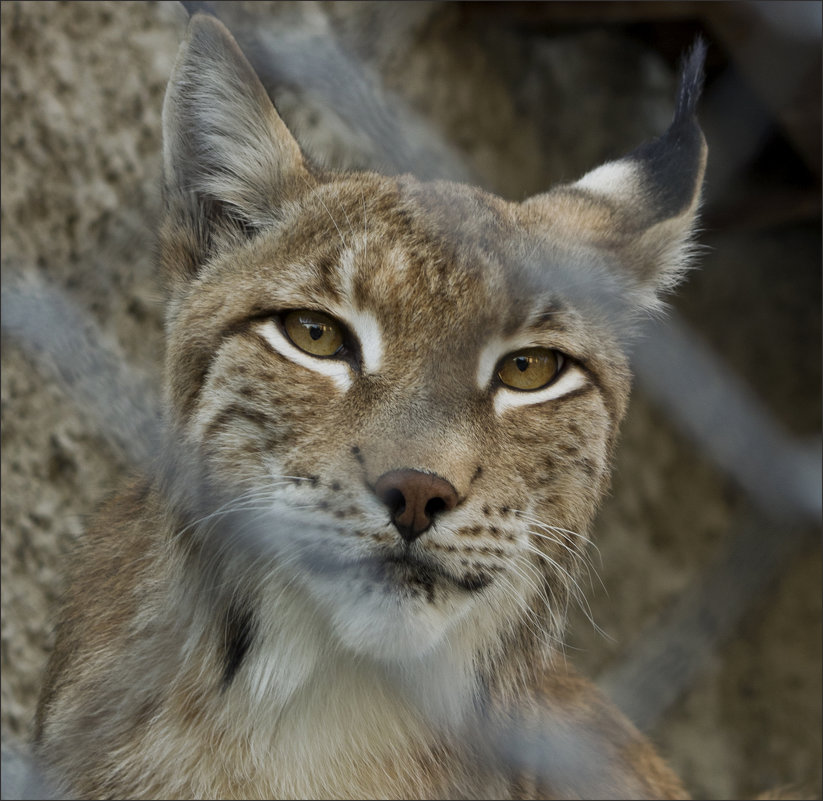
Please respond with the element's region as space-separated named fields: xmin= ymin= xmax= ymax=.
xmin=674 ymin=37 xmax=707 ymax=126
xmin=521 ymin=39 xmax=709 ymax=307
xmin=622 ymin=38 xmax=708 ymax=227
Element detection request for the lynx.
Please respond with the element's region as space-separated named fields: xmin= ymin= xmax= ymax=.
xmin=34 ymin=14 xmax=707 ymax=799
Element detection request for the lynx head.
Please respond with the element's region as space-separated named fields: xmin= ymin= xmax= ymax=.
xmin=158 ymin=15 xmax=706 ymax=676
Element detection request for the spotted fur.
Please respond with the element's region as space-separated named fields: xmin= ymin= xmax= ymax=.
xmin=34 ymin=15 xmax=707 ymax=799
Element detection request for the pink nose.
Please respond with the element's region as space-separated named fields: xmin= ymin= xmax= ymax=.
xmin=373 ymin=469 xmax=459 ymax=543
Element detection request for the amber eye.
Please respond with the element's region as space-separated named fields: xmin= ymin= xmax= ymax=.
xmin=497 ymin=348 xmax=563 ymax=391
xmin=283 ymin=310 xmax=345 ymax=358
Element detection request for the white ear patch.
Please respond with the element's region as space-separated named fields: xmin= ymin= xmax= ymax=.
xmin=574 ymin=159 xmax=642 ymax=201
xmin=256 ymin=321 xmax=352 ymax=391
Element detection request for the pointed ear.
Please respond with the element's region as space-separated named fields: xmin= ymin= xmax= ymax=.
xmin=162 ymin=13 xmax=309 ymax=230
xmin=522 ymin=40 xmax=708 ymax=309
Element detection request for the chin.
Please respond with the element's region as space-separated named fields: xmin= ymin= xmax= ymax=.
xmin=306 ymin=570 xmax=472 ymax=663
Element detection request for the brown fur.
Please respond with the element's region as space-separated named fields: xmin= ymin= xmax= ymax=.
xmin=34 ymin=15 xmax=706 ymax=799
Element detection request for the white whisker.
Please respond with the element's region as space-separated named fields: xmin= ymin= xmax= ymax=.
xmin=360 ymin=185 xmax=369 ymax=270
xmin=300 ymin=174 xmax=347 ymax=249
xmin=522 ymin=542 xmax=611 ymax=643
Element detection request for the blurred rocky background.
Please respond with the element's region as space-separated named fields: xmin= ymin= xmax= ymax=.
xmin=1 ymin=2 xmax=820 ymax=798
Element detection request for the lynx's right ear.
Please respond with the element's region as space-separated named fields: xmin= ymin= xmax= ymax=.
xmin=521 ymin=40 xmax=708 ymax=311
xmin=162 ymin=14 xmax=309 ymax=231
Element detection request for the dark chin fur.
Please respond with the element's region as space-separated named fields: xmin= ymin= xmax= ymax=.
xmin=379 ymin=551 xmax=493 ymax=593
xmin=299 ymin=545 xmax=493 ymax=600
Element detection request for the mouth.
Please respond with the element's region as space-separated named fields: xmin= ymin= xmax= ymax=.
xmin=368 ymin=550 xmax=492 ymax=594
xmin=300 ymin=544 xmax=492 ymax=594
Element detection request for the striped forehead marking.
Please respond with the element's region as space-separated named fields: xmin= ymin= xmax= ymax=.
xmin=327 ymin=245 xmax=384 ymax=374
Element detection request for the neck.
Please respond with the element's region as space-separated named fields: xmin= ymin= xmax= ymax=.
xmin=230 ymin=574 xmax=484 ymax=732
xmin=166 ymin=572 xmax=497 ymax=797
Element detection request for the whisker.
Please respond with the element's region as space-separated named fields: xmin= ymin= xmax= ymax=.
xmin=360 ymin=185 xmax=369 ymax=269
xmin=515 ymin=510 xmax=599 ymax=555
xmin=529 ymin=522 xmax=606 ymax=597
xmin=336 ymin=196 xmax=356 ymax=242
xmin=515 ymin=555 xmax=569 ymax=645
xmin=496 ymin=564 xmax=569 ymax=658
xmin=526 ymin=525 xmax=596 ymax=571
xmin=512 ymin=508 xmax=605 ymax=593
xmin=526 ymin=527 xmax=606 ymax=597
xmin=522 ymin=541 xmax=611 ymax=642
xmin=168 ymin=485 xmax=295 ymax=546
xmin=168 ymin=475 xmax=315 ymax=546
xmin=300 ymin=174 xmax=347 ymax=249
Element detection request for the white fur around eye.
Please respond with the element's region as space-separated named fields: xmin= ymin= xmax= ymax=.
xmin=337 ymin=308 xmax=382 ymax=374
xmin=256 ymin=320 xmax=352 ymax=391
xmin=476 ymin=338 xmax=508 ymax=390
xmin=493 ymin=365 xmax=587 ymax=415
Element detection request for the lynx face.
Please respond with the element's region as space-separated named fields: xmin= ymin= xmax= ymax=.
xmin=160 ymin=17 xmax=706 ymax=668
xmin=166 ymin=176 xmax=628 ymax=663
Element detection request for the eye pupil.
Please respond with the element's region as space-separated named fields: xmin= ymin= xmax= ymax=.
xmin=309 ymin=326 xmax=323 ymax=341
xmin=515 ymin=357 xmax=529 ymax=373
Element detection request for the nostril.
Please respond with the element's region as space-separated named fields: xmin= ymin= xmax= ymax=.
xmin=424 ymin=497 xmax=447 ymax=518
xmin=382 ymin=488 xmax=406 ymax=516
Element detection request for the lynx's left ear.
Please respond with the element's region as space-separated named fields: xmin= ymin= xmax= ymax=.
xmin=162 ymin=13 xmax=309 ymax=230
xmin=522 ymin=40 xmax=708 ymax=308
